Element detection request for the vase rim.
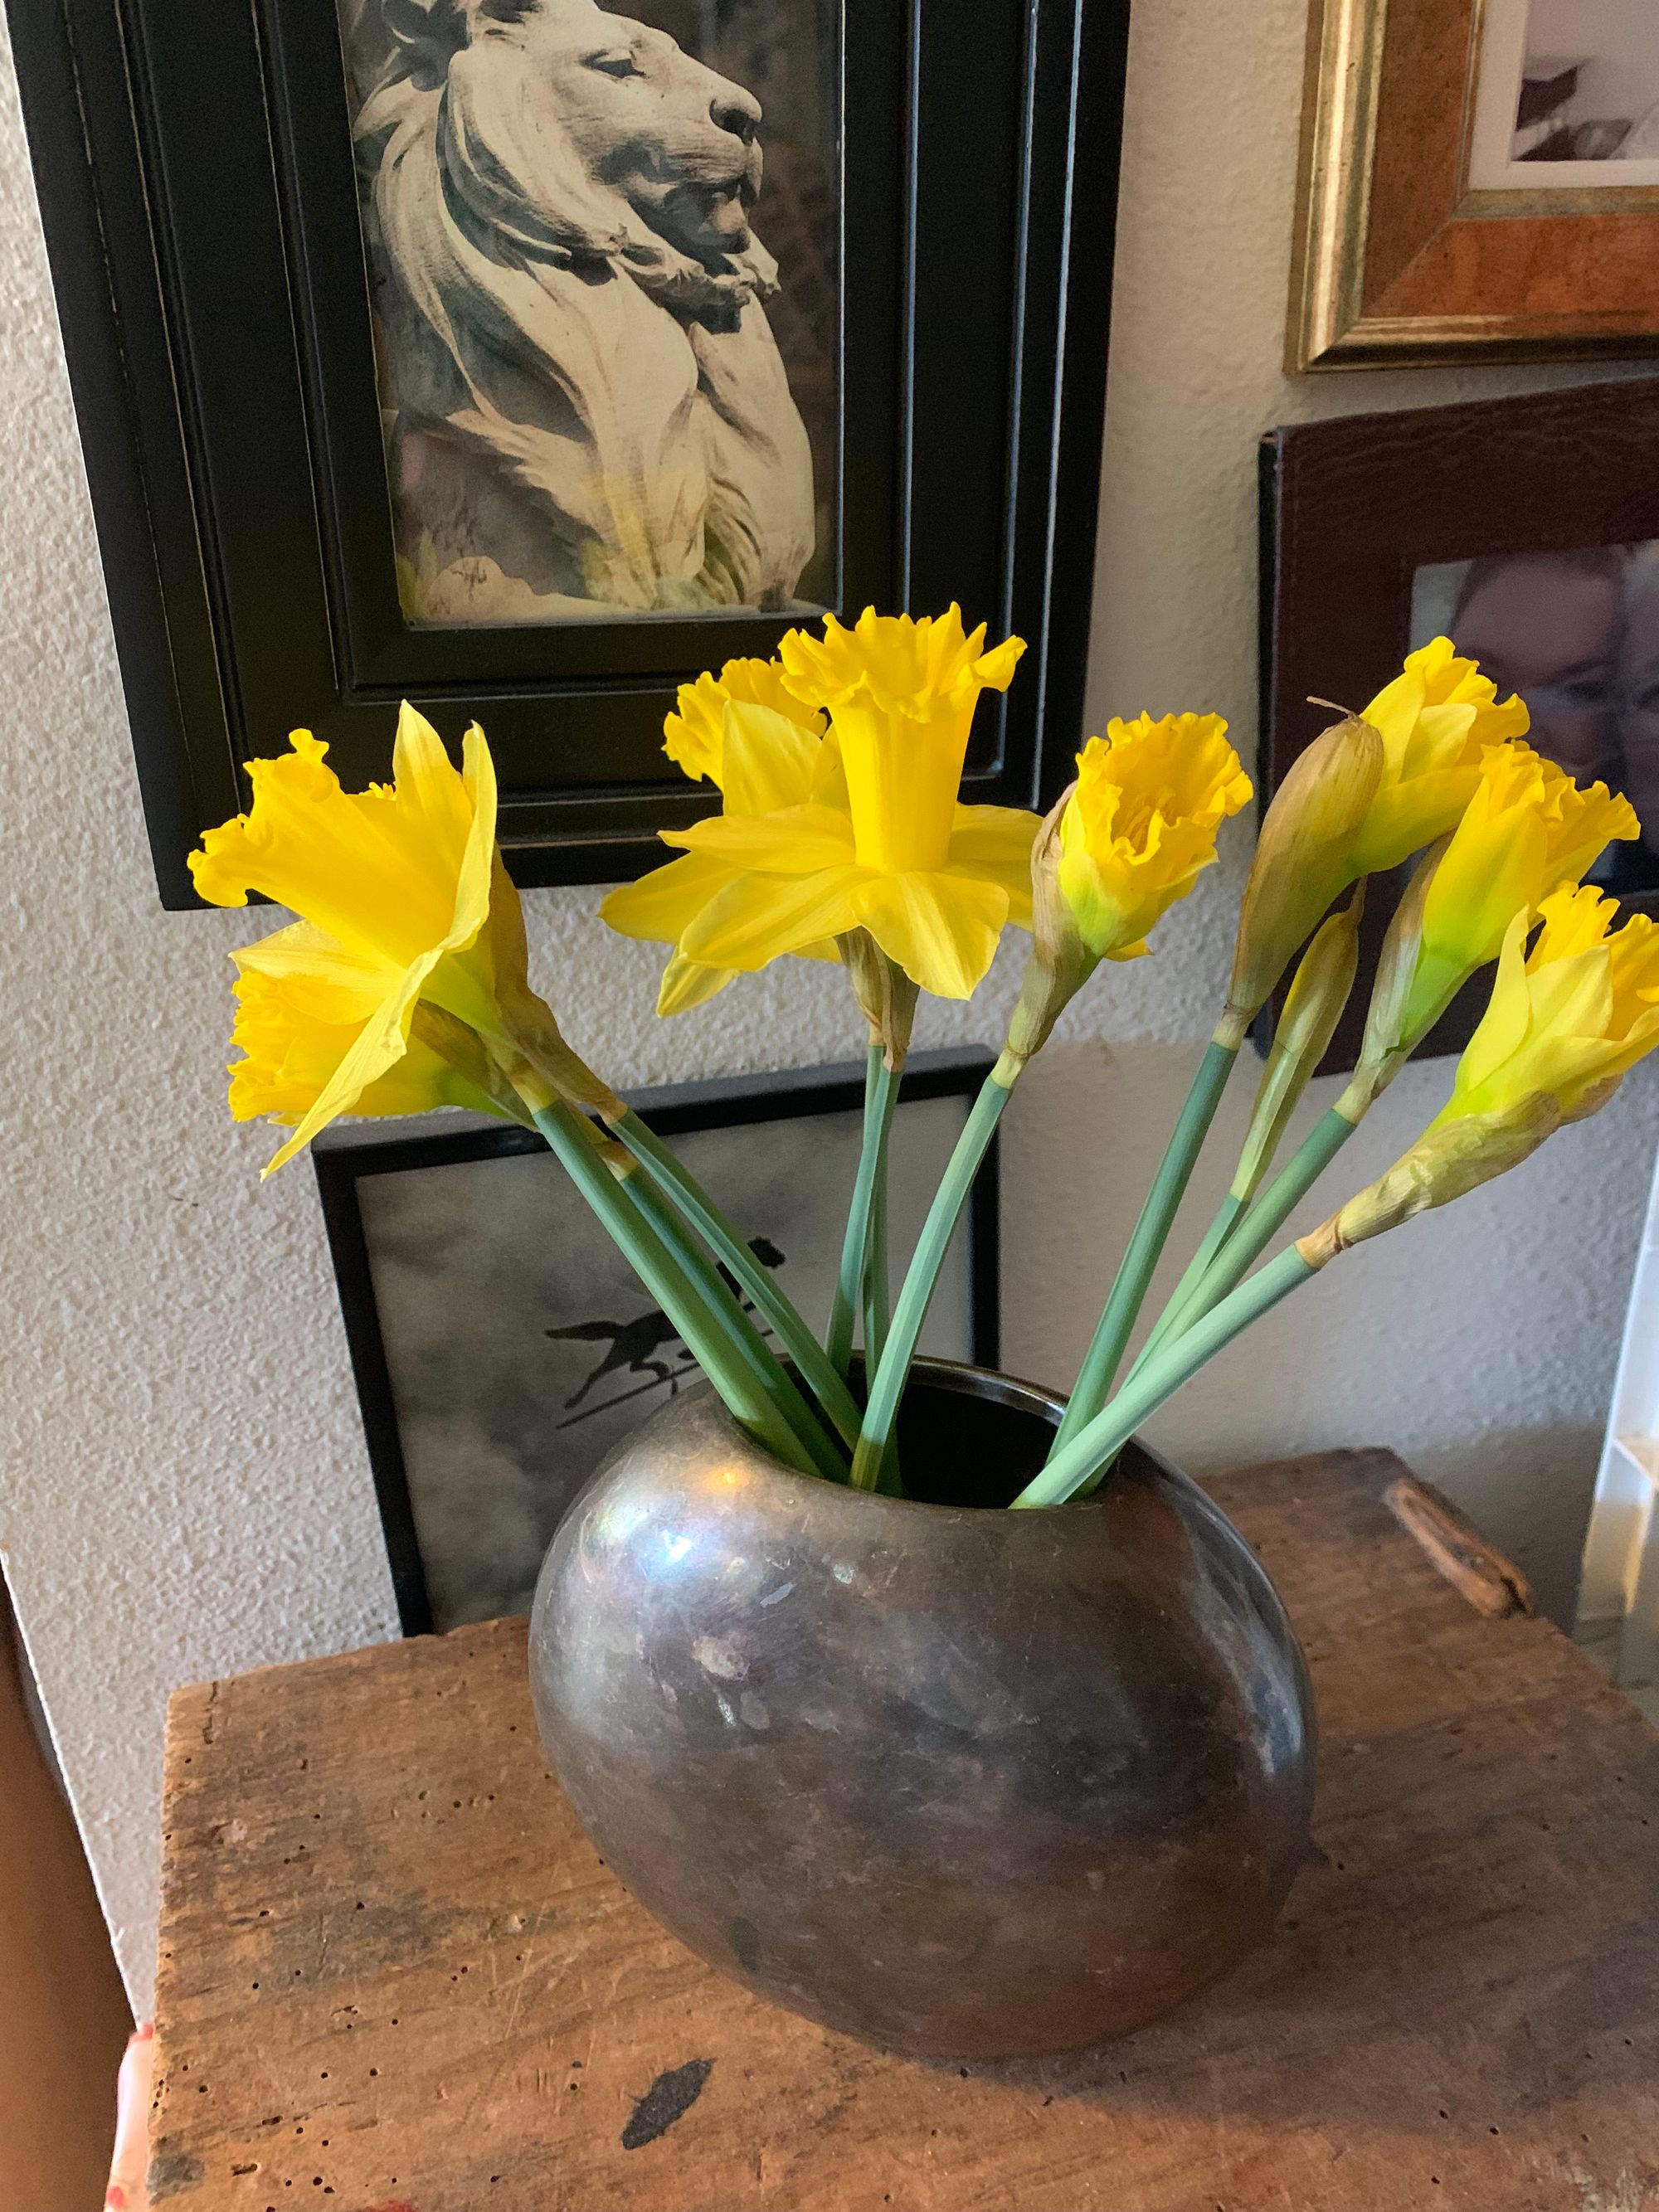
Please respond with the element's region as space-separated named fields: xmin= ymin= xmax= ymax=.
xmin=695 ymin=1354 xmax=1185 ymax=1519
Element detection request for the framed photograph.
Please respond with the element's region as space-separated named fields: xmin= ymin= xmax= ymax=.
xmin=1259 ymin=376 xmax=1659 ymax=1067
xmin=6 ymin=0 xmax=1128 ymax=906
xmin=314 ymin=1048 xmax=1000 ymax=1634
xmin=1288 ymin=0 xmax=1659 ymax=370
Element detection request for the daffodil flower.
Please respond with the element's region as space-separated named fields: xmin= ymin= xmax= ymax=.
xmin=663 ymin=655 xmax=825 ymax=785
xmin=601 ymin=693 xmax=847 ymax=1014
xmin=192 ymin=705 xmax=613 ymax=1171
xmin=1005 ymin=713 xmax=1252 ymax=1070
xmin=1349 ymin=634 xmax=1532 ymax=878
xmin=229 ymin=937 xmax=521 ymax=1128
xmin=639 ymin=607 xmax=1037 ymax=1000
xmin=1435 ymin=884 xmax=1659 ymax=1129
xmin=1058 ymin=714 xmax=1251 ymax=960
xmin=1400 ymin=741 xmax=1638 ymax=1038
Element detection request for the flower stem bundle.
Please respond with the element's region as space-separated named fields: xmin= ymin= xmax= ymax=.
xmin=199 ymin=619 xmax=1658 ymax=1519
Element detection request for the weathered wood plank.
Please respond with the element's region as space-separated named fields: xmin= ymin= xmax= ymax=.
xmin=148 ymin=1448 xmax=1659 ymax=2212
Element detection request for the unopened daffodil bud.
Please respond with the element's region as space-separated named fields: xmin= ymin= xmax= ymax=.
xmin=1232 ymin=887 xmax=1363 ymax=1203
xmin=1225 ymin=713 xmax=1383 ymax=1037
xmin=1339 ymin=838 xmax=1448 ymax=1117
xmin=1000 ymin=712 xmax=1251 ymax=1075
xmin=1348 ymin=636 xmax=1531 ymax=878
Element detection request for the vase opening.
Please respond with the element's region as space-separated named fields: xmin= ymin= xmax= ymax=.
xmin=844 ymin=1358 xmax=1068 ymax=1510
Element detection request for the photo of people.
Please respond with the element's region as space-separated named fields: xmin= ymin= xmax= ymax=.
xmin=1411 ymin=543 xmax=1659 ymax=897
xmin=1467 ymin=0 xmax=1659 ymax=191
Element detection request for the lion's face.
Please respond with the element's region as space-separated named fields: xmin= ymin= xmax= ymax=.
xmin=474 ymin=0 xmax=765 ymax=265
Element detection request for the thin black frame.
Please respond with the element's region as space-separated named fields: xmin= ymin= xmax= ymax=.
xmin=314 ymin=1046 xmax=1000 ymax=1634
xmin=7 ymin=0 xmax=1130 ymax=907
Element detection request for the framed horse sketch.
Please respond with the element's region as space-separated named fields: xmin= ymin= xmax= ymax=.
xmin=7 ymin=0 xmax=1130 ymax=903
xmin=314 ymin=1048 xmax=1000 ymax=1632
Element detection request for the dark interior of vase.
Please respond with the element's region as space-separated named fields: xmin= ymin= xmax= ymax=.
xmin=854 ymin=1362 xmax=1066 ymax=1510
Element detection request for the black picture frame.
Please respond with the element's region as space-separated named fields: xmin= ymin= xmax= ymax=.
xmin=314 ymin=1046 xmax=1000 ymax=1634
xmin=1258 ymin=377 xmax=1659 ymax=1072
xmin=7 ymin=0 xmax=1130 ymax=907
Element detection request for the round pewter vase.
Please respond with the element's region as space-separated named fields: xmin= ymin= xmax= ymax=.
xmin=528 ymin=1359 xmax=1314 ymax=2059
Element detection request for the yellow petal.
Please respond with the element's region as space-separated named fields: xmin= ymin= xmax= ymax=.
xmin=656 ymin=954 xmax=736 ymax=1015
xmin=948 ymin=804 xmax=1042 ymax=922
xmin=664 ymin=658 xmax=826 ymax=785
xmin=851 ymin=870 xmax=1008 ymax=999
xmin=663 ymin=803 xmax=858 ymax=876
xmin=600 ymin=850 xmax=742 ymax=943
xmin=260 ymin=956 xmax=433 ymax=1174
xmin=681 ymin=865 xmax=864 ymax=970
xmin=717 ymin=702 xmax=825 ymax=816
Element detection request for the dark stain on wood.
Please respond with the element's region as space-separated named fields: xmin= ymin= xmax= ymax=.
xmin=621 ymin=2059 xmax=715 ymax=2149
xmin=145 ymin=2147 xmax=206 ymax=2200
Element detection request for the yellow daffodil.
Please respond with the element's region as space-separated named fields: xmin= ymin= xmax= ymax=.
xmin=663 ymin=656 xmax=825 ymax=784
xmin=228 ymin=937 xmax=518 ymax=1128
xmin=1002 ymin=714 xmax=1251 ymax=1072
xmin=1057 ymin=715 xmax=1251 ymax=960
xmin=1305 ymin=885 xmax=1659 ymax=1266
xmin=1348 ymin=635 xmax=1531 ymax=878
xmin=1437 ymin=885 xmax=1659 ymax=1128
xmin=601 ymin=696 xmax=845 ymax=1013
xmin=194 ymin=706 xmax=613 ymax=1171
xmin=611 ymin=609 xmax=1040 ymax=1001
xmin=1401 ymin=741 xmax=1638 ymax=1037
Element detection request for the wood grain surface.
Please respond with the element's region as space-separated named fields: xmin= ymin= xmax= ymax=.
xmin=148 ymin=1449 xmax=1659 ymax=2212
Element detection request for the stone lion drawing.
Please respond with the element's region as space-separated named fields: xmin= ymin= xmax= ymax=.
xmin=348 ymin=0 xmax=817 ymax=622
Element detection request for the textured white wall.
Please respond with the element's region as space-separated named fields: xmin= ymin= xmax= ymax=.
xmin=0 ymin=0 xmax=1655 ymax=2008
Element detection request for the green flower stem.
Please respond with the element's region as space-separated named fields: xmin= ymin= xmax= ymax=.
xmin=1012 ymin=1247 xmax=1317 ymax=1509
xmin=1047 ymin=1034 xmax=1239 ymax=1463
xmin=827 ymin=1048 xmax=900 ymax=1381
xmin=1170 ymin=1102 xmax=1357 ymax=1343
xmin=610 ymin=1106 xmax=862 ymax=1454
xmin=849 ymin=1066 xmax=1016 ymax=1492
xmin=1127 ymin=1191 xmax=1247 ymax=1383
xmin=623 ymin=1171 xmax=849 ymax=1485
xmin=864 ymin=1130 xmax=893 ymax=1371
xmin=528 ymin=1101 xmax=825 ymax=1480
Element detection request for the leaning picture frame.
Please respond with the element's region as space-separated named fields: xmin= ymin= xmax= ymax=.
xmin=6 ymin=0 xmax=1129 ymax=905
xmin=1258 ymin=376 xmax=1659 ymax=1070
xmin=314 ymin=1047 xmax=1000 ymax=1636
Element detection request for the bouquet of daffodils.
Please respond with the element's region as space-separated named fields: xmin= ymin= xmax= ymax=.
xmin=198 ymin=610 xmax=1659 ymax=1507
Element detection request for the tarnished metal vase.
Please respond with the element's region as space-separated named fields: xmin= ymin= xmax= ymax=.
xmin=528 ymin=1359 xmax=1314 ymax=2059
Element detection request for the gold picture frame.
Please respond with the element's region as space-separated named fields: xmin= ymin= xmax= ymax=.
xmin=1288 ymin=0 xmax=1659 ymax=370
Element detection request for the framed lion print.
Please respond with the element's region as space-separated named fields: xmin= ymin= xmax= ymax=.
xmin=6 ymin=0 xmax=1129 ymax=904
